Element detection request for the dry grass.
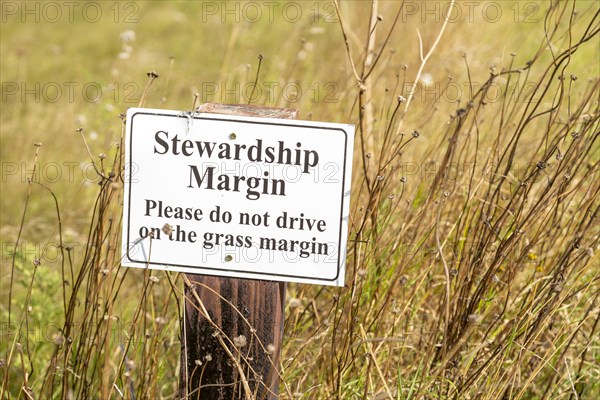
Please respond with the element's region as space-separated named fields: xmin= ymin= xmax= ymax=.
xmin=1 ymin=1 xmax=599 ymax=399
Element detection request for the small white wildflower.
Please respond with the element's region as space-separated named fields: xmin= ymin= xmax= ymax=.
xmin=120 ymin=30 xmax=136 ymax=43
xmin=420 ymin=72 xmax=433 ymax=87
xmin=233 ymin=335 xmax=247 ymax=348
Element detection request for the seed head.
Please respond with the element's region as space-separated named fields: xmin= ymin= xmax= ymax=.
xmin=552 ymin=283 xmax=562 ymax=293
xmin=467 ymin=314 xmax=480 ymax=324
xmin=53 ymin=334 xmax=65 ymax=346
xmin=233 ymin=335 xmax=247 ymax=348
xmin=289 ymin=298 xmax=301 ymax=309
xmin=162 ymin=223 xmax=173 ymax=236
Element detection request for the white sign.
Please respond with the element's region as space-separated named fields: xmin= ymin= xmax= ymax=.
xmin=122 ymin=107 xmax=354 ymax=286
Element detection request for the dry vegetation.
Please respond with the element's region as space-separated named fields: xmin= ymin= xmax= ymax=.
xmin=1 ymin=1 xmax=599 ymax=399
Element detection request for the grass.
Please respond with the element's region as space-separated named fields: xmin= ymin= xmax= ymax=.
xmin=1 ymin=0 xmax=599 ymax=399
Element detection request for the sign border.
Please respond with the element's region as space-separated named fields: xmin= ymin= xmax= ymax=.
xmin=124 ymin=110 xmax=350 ymax=283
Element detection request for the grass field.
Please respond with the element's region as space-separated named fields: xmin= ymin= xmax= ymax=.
xmin=1 ymin=0 xmax=599 ymax=399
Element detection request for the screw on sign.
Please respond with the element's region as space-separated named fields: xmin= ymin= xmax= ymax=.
xmin=122 ymin=102 xmax=354 ymax=399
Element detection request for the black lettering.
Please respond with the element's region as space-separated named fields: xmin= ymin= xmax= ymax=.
xmin=181 ymin=140 xmax=194 ymax=156
xmin=145 ymin=199 xmax=157 ymax=216
xmin=188 ymin=165 xmax=214 ymax=188
xmin=195 ymin=141 xmax=216 ymax=157
xmin=265 ymin=145 xmax=275 ymax=163
xmin=248 ymin=139 xmax=263 ymax=162
xmin=218 ymin=142 xmax=231 ymax=159
xmin=154 ymin=131 xmax=169 ymax=154
xmin=260 ymin=237 xmax=277 ymax=250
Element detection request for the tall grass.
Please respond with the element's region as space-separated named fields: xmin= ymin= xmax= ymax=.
xmin=1 ymin=1 xmax=598 ymax=399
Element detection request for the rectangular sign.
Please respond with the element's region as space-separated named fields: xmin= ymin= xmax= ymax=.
xmin=121 ymin=107 xmax=354 ymax=286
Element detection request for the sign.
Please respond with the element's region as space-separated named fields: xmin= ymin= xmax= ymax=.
xmin=122 ymin=107 xmax=354 ymax=286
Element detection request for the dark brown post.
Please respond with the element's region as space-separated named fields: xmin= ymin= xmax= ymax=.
xmin=180 ymin=103 xmax=296 ymax=400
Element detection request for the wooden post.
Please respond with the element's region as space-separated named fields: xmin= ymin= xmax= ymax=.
xmin=180 ymin=103 xmax=296 ymax=400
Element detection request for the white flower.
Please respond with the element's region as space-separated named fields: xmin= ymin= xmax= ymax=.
xmin=233 ymin=335 xmax=247 ymax=348
xmin=420 ymin=73 xmax=433 ymax=87
xmin=120 ymin=30 xmax=136 ymax=43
